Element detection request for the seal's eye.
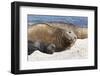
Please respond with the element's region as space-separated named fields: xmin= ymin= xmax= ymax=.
xmin=69 ymin=31 xmax=71 ymax=33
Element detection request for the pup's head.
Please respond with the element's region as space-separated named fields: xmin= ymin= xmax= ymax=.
xmin=39 ymin=43 xmax=56 ymax=54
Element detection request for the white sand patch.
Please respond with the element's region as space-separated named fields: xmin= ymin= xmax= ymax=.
xmin=28 ymin=39 xmax=88 ymax=61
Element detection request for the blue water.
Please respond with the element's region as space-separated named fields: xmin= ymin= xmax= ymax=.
xmin=28 ymin=15 xmax=88 ymax=27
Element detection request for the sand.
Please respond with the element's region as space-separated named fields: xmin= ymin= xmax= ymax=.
xmin=28 ymin=39 xmax=88 ymax=61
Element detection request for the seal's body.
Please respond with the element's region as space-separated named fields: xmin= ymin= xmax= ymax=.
xmin=28 ymin=23 xmax=77 ymax=55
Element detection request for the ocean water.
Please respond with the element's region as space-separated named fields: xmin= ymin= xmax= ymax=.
xmin=28 ymin=15 xmax=88 ymax=28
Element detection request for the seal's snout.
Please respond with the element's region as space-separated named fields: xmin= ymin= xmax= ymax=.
xmin=69 ymin=36 xmax=77 ymax=42
xmin=66 ymin=30 xmax=77 ymax=43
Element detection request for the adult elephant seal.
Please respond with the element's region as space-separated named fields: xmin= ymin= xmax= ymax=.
xmin=28 ymin=23 xmax=77 ymax=55
xmin=46 ymin=22 xmax=88 ymax=39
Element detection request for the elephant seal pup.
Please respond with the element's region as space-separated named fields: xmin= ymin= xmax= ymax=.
xmin=28 ymin=40 xmax=56 ymax=55
xmin=28 ymin=23 xmax=77 ymax=55
xmin=45 ymin=22 xmax=88 ymax=39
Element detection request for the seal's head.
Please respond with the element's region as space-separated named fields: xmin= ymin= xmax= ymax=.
xmin=53 ymin=28 xmax=77 ymax=52
xmin=62 ymin=30 xmax=77 ymax=49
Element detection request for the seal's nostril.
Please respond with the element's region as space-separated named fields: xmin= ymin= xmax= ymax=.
xmin=74 ymin=37 xmax=77 ymax=39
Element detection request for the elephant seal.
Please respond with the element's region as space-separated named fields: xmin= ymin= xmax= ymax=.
xmin=28 ymin=23 xmax=77 ymax=55
xmin=45 ymin=22 xmax=88 ymax=39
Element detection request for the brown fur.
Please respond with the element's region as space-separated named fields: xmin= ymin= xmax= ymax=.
xmin=28 ymin=23 xmax=77 ymax=52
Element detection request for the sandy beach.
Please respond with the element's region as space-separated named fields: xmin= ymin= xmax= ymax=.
xmin=28 ymin=39 xmax=88 ymax=61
